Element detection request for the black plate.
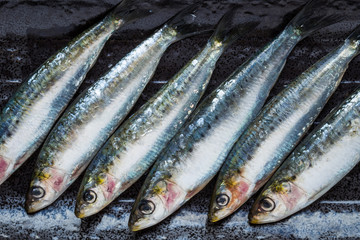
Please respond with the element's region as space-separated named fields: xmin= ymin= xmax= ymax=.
xmin=0 ymin=0 xmax=359 ymax=239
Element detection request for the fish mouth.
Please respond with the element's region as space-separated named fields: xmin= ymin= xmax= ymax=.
xmin=208 ymin=201 xmax=228 ymax=223
xmin=248 ymin=208 xmax=272 ymax=225
xmin=129 ymin=223 xmax=142 ymax=232
xmin=25 ymin=198 xmax=51 ymax=214
xmin=248 ymin=211 xmax=261 ymax=224
xmin=128 ymin=215 xmax=144 ymax=232
xmin=74 ymin=206 xmax=86 ymax=218
xmin=208 ymin=213 xmax=220 ymax=223
xmin=128 ymin=219 xmax=156 ymax=232
xmin=208 ymin=206 xmax=236 ymax=223
xmin=249 ymin=216 xmax=260 ymax=224
xmin=128 ymin=210 xmax=156 ymax=232
xmin=74 ymin=202 xmax=100 ymax=219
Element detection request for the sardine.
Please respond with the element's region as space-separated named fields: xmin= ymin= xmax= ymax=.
xmin=25 ymin=4 xmax=208 ymax=213
xmin=129 ymin=0 xmax=340 ymax=231
xmin=74 ymin=9 xmax=259 ymax=219
xmin=210 ymin=24 xmax=360 ymax=223
xmin=0 ymin=0 xmax=152 ymax=185
xmin=249 ymin=85 xmax=360 ymax=224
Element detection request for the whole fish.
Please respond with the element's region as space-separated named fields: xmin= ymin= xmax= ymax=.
xmin=249 ymin=85 xmax=360 ymax=224
xmin=129 ymin=0 xmax=340 ymax=231
xmin=209 ymin=25 xmax=360 ymax=223
xmin=0 ymin=0 xmax=152 ymax=185
xmin=25 ymin=4 xmax=208 ymax=213
xmin=74 ymin=9 xmax=259 ymax=218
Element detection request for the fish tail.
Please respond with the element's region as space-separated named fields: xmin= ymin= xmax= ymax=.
xmin=164 ymin=3 xmax=209 ymax=40
xmin=210 ymin=8 xmax=260 ymax=48
xmin=287 ymin=0 xmax=343 ymax=39
xmin=110 ymin=0 xmax=154 ymax=22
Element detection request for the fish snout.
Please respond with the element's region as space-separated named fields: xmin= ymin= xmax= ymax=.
xmin=209 ymin=177 xmax=252 ymax=222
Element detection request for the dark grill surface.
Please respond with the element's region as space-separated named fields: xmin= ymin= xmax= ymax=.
xmin=0 ymin=1 xmax=359 ymax=239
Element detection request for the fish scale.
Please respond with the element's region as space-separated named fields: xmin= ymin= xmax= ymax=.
xmin=28 ymin=27 xmax=178 ymax=210
xmin=250 ymin=87 xmax=360 ymax=224
xmin=75 ymin=8 xmax=256 ymax=218
xmin=0 ymin=0 xmax=140 ymax=185
xmin=26 ymin=4 xmax=210 ymax=213
xmin=211 ymin=25 xmax=360 ymax=223
xmin=168 ymin=48 xmax=289 ymax=173
xmin=39 ymin=28 xmax=177 ymax=167
xmin=129 ymin=0 xmax=342 ymax=230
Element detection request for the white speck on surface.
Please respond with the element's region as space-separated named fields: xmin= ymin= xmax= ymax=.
xmin=169 ymin=211 xmax=206 ymax=228
xmin=152 ymin=80 xmax=168 ymax=84
xmin=0 ymin=206 xmax=81 ymax=232
xmin=320 ymin=200 xmax=360 ymax=205
xmin=0 ymin=203 xmax=359 ymax=239
xmin=95 ymin=213 xmax=129 ymax=231
xmin=196 ymin=118 xmax=204 ymax=127
xmin=4 ymin=79 xmax=22 ymax=83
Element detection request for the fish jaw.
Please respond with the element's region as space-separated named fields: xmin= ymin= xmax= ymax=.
xmin=129 ymin=179 xmax=187 ymax=231
xmin=75 ymin=172 xmax=120 ymax=218
xmin=209 ymin=175 xmax=251 ymax=222
xmin=129 ymin=194 xmax=168 ymax=232
xmin=25 ymin=167 xmax=71 ymax=213
xmin=249 ymin=181 xmax=308 ymax=224
xmin=75 ymin=186 xmax=107 ymax=218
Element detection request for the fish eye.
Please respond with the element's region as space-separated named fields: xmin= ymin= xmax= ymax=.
xmin=138 ymin=200 xmax=155 ymax=215
xmin=216 ymin=194 xmax=230 ymax=207
xmin=83 ymin=190 xmax=97 ymax=204
xmin=30 ymin=186 xmax=45 ymax=199
xmin=259 ymin=197 xmax=275 ymax=212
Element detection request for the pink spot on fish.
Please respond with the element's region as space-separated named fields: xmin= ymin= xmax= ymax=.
xmin=228 ymin=179 xmax=250 ymax=207
xmin=161 ymin=181 xmax=182 ymax=210
xmin=51 ymin=176 xmax=64 ymax=192
xmin=280 ymin=182 xmax=306 ymax=210
xmin=99 ymin=173 xmax=117 ymax=200
xmin=106 ymin=176 xmax=116 ymax=194
xmin=238 ymin=180 xmax=249 ymax=194
xmin=0 ymin=156 xmax=9 ymax=180
xmin=44 ymin=167 xmax=68 ymax=192
xmin=54 ymin=177 xmax=63 ymax=186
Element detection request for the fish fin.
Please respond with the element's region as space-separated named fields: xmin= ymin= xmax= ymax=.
xmin=110 ymin=0 xmax=154 ymax=22
xmin=287 ymin=0 xmax=343 ymax=39
xmin=165 ymin=3 xmax=210 ymax=40
xmin=210 ymin=8 xmax=260 ymax=48
xmin=346 ymin=24 xmax=360 ymax=42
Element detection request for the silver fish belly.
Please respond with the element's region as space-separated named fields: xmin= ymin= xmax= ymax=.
xmin=25 ymin=4 xmax=205 ymax=213
xmin=211 ymin=28 xmax=360 ymax=222
xmin=75 ymin=7 xmax=260 ymax=219
xmin=129 ymin=0 xmax=342 ymax=230
xmin=0 ymin=2 xmax=135 ymax=185
xmin=75 ymin=39 xmax=226 ymax=218
xmin=250 ymin=87 xmax=360 ymax=224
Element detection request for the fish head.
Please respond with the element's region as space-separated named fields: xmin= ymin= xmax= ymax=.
xmin=75 ymin=172 xmax=117 ymax=218
xmin=209 ymin=174 xmax=251 ymax=222
xmin=25 ymin=167 xmax=70 ymax=213
xmin=249 ymin=179 xmax=307 ymax=224
xmin=129 ymin=179 xmax=187 ymax=231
